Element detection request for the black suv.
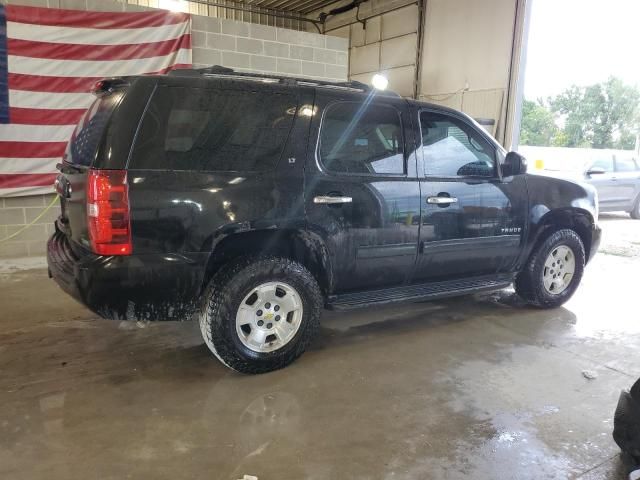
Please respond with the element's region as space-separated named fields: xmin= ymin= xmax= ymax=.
xmin=47 ymin=67 xmax=601 ymax=373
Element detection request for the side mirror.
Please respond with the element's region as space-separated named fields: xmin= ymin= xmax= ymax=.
xmin=502 ymin=151 xmax=528 ymax=177
xmin=586 ymin=166 xmax=606 ymax=176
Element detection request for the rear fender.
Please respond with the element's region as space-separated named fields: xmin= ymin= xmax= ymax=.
xmin=202 ymin=228 xmax=333 ymax=295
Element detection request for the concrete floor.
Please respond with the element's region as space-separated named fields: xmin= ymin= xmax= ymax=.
xmin=1 ymin=214 xmax=639 ymax=480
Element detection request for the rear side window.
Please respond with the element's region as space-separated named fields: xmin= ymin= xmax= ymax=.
xmin=130 ymin=86 xmax=297 ymax=172
xmin=318 ymin=102 xmax=404 ymax=175
xmin=66 ymin=91 xmax=124 ymax=167
xmin=616 ymin=157 xmax=639 ymax=172
xmin=591 ymin=156 xmax=613 ymax=172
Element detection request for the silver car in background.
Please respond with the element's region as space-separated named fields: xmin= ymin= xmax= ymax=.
xmin=585 ymin=155 xmax=640 ymax=218
xmin=519 ymin=146 xmax=640 ymax=219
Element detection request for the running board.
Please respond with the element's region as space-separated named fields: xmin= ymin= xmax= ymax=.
xmin=326 ymin=275 xmax=514 ymax=310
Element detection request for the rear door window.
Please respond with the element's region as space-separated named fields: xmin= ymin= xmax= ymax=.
xmin=318 ymin=102 xmax=404 ymax=175
xmin=615 ymin=157 xmax=639 ymax=172
xmin=130 ymin=86 xmax=298 ymax=172
xmin=590 ymin=157 xmax=614 ymax=172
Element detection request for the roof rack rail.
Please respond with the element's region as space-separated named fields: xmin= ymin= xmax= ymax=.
xmin=168 ymin=65 xmax=395 ymax=95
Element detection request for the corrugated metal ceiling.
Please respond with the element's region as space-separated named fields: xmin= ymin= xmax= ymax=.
xmin=238 ymin=0 xmax=342 ymax=15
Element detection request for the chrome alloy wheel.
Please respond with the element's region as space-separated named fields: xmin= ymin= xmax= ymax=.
xmin=235 ymin=282 xmax=304 ymax=353
xmin=542 ymin=245 xmax=576 ymax=295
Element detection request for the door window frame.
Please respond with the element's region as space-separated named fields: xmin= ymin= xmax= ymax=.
xmin=315 ymin=100 xmax=408 ymax=178
xmin=417 ymin=108 xmax=502 ymax=181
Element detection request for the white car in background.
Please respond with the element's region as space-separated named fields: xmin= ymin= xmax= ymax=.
xmin=519 ymin=146 xmax=640 ymax=219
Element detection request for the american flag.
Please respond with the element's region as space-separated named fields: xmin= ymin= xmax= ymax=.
xmin=0 ymin=4 xmax=191 ymax=197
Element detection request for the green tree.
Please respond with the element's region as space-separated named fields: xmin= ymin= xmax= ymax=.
xmin=550 ymin=77 xmax=640 ymax=149
xmin=519 ymin=98 xmax=558 ymax=146
xmin=550 ymin=129 xmax=570 ymax=147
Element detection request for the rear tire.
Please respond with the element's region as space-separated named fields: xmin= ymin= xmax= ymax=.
xmin=199 ymin=256 xmax=322 ymax=374
xmin=515 ymin=229 xmax=585 ymax=308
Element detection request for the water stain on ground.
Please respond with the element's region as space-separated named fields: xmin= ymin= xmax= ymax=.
xmin=1 ymin=215 xmax=639 ymax=479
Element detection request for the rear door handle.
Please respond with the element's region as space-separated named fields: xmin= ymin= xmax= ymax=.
xmin=314 ymin=195 xmax=353 ymax=204
xmin=426 ymin=196 xmax=458 ymax=205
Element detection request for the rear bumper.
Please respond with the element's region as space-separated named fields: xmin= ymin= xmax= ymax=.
xmin=47 ymin=226 xmax=208 ymax=321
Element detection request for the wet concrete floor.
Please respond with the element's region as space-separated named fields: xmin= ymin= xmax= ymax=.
xmin=1 ymin=214 xmax=639 ymax=479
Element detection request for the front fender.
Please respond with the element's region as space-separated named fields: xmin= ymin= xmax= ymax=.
xmin=526 ymin=174 xmax=598 ymax=225
xmin=522 ymin=175 xmax=599 ymax=265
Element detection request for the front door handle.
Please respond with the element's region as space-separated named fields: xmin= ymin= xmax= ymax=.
xmin=314 ymin=195 xmax=353 ymax=204
xmin=426 ymin=196 xmax=458 ymax=205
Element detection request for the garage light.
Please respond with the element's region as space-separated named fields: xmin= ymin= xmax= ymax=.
xmin=159 ymin=0 xmax=188 ymax=12
xmin=371 ymin=74 xmax=389 ymax=91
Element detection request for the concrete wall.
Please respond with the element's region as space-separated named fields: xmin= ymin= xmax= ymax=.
xmin=0 ymin=194 xmax=59 ymax=258
xmin=190 ymin=15 xmax=348 ymax=82
xmin=309 ymin=0 xmax=527 ymax=146
xmin=0 ymin=0 xmax=348 ymax=258
xmin=419 ymin=0 xmax=521 ymax=143
xmin=309 ymin=0 xmax=418 ymax=97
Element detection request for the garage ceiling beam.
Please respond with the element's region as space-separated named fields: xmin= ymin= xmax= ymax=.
xmin=321 ymin=0 xmax=416 ymax=32
xmin=236 ymin=0 xmax=343 ymax=16
xmin=182 ymin=0 xmax=326 ymax=31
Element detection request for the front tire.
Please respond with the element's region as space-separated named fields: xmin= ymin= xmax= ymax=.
xmin=199 ymin=256 xmax=322 ymax=374
xmin=515 ymin=229 xmax=585 ymax=308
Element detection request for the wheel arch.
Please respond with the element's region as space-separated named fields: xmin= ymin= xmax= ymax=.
xmin=202 ymin=228 xmax=333 ymax=296
xmin=526 ymin=208 xmax=595 ymax=264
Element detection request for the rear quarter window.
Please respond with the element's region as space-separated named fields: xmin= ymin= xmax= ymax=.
xmin=129 ymin=86 xmax=298 ymax=172
xmin=616 ymin=157 xmax=639 ymax=172
xmin=66 ymin=91 xmax=124 ymax=167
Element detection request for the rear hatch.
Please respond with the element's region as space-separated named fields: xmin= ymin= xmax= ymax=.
xmin=54 ymin=78 xmax=153 ymax=254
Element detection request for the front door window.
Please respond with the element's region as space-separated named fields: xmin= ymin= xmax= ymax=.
xmin=420 ymin=112 xmax=496 ymax=179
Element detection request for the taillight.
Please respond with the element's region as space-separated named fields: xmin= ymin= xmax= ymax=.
xmin=87 ymin=169 xmax=132 ymax=255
